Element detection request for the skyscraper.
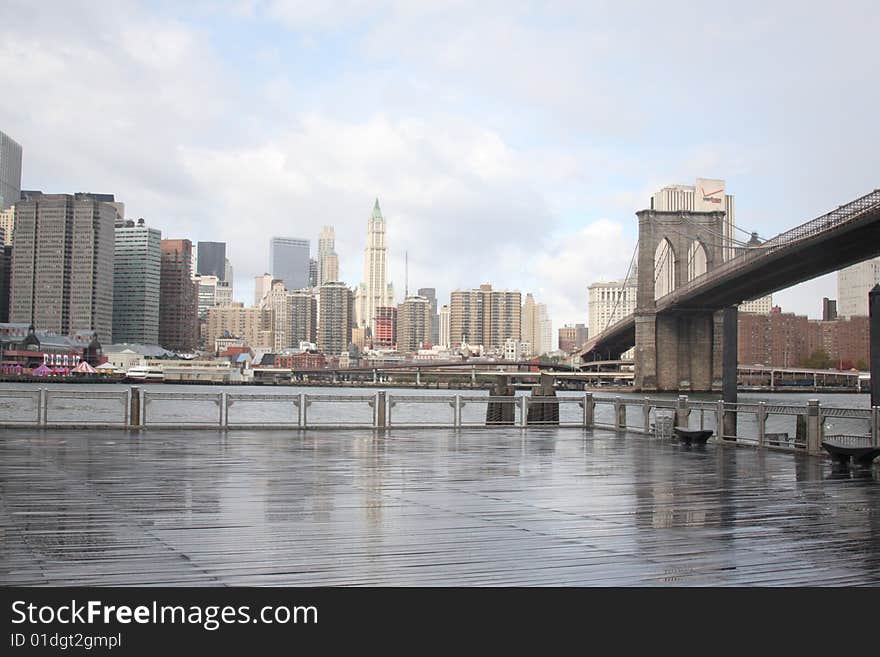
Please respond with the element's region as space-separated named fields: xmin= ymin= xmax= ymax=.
xmin=439 ymin=304 xmax=450 ymax=349
xmin=318 ymin=281 xmax=354 ymax=356
xmin=356 ymin=199 xmax=394 ymax=332
xmin=521 ymin=293 xmax=552 ymax=356
xmin=159 ymin=239 xmax=198 ymax=352
xmin=197 ymin=241 xmax=226 ymax=280
xmin=10 ymin=193 xmax=115 ymax=343
xmin=318 ymin=225 xmax=339 ymax=286
xmin=448 ymin=284 xmax=521 ymax=351
xmin=837 ymin=257 xmax=880 ymax=317
xmin=0 ymin=130 xmax=22 ymax=210
xmin=270 ymin=237 xmax=309 ymax=290
xmin=417 ymin=287 xmax=440 ymax=345
xmin=373 ymin=306 xmax=397 ymax=349
xmin=397 ymin=295 xmax=432 ymax=353
xmin=0 ymin=243 xmax=11 ymax=322
xmin=113 ymin=218 xmax=161 ymax=344
xmin=254 ymin=273 xmax=274 ymax=306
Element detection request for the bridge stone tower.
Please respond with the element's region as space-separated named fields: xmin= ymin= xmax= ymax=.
xmin=634 ymin=209 xmax=729 ymax=391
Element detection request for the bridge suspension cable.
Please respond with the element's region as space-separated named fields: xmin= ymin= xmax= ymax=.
xmin=602 ymin=238 xmax=639 ymax=334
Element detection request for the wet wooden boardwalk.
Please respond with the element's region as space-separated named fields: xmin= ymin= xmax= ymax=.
xmin=2 ymin=427 xmax=879 ymax=586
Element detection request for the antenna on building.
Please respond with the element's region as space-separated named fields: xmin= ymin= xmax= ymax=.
xmin=405 ymin=251 xmax=408 ymax=298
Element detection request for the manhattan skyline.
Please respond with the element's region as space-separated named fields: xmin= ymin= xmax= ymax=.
xmin=1 ymin=1 xmax=877 ymax=327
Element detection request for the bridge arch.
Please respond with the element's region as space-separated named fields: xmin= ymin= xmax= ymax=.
xmin=687 ymin=239 xmax=708 ymax=281
xmin=654 ymin=238 xmax=676 ymax=300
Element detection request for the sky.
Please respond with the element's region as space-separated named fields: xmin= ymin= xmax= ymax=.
xmin=1 ymin=0 xmax=878 ymax=336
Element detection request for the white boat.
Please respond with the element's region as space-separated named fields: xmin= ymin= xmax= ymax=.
xmin=126 ymin=365 xmax=165 ymax=382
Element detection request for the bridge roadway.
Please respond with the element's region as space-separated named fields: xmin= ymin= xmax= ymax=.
xmin=579 ymin=188 xmax=880 ymax=360
xmin=3 ymin=426 xmax=879 ymax=586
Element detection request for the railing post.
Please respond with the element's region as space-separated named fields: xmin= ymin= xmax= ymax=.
xmin=38 ymin=388 xmax=46 ymax=426
xmin=806 ymin=399 xmax=822 ymax=455
xmin=615 ymin=396 xmax=626 ymax=431
xmin=220 ymin=392 xmax=227 ymax=427
xmin=715 ymin=399 xmax=724 ymax=440
xmin=124 ymin=387 xmax=131 ymax=426
xmin=583 ymin=393 xmax=594 ymax=429
xmin=139 ymin=388 xmax=146 ymax=427
xmin=520 ymin=395 xmax=528 ymax=427
xmin=301 ymin=393 xmax=308 ymax=428
xmin=375 ymin=391 xmax=387 ymax=429
xmin=872 ymin=406 xmax=880 ymax=448
xmin=643 ymin=399 xmax=651 ymax=435
xmin=129 ymin=386 xmax=141 ymax=428
xmin=454 ymin=395 xmax=461 ymax=428
xmin=757 ymin=401 xmax=767 ymax=447
xmin=675 ymin=395 xmax=689 ymax=428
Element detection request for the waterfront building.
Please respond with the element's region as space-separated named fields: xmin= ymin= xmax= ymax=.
xmin=10 ymin=193 xmax=115 ymax=343
xmin=439 ymin=304 xmax=450 ymax=349
xmin=351 ymin=326 xmax=367 ymax=350
xmin=196 ymin=241 xmax=226 ymax=280
xmin=0 ymin=130 xmax=22 ymax=210
xmin=449 ymin=284 xmax=521 ymax=351
xmin=205 ymin=302 xmax=273 ymax=352
xmin=159 ymin=239 xmax=199 ymax=352
xmin=309 ymin=258 xmax=317 ymax=288
xmin=558 ymin=323 xmax=588 ymax=353
xmin=318 ymin=281 xmax=354 ymax=355
xmin=356 ymin=199 xmax=394 ymax=332
xmin=503 ymin=338 xmax=530 ymax=361
xmin=837 ymin=257 xmax=880 ymax=317
xmin=738 ymin=306 xmax=869 ymax=369
xmin=397 ymin=295 xmax=432 ymax=353
xmin=262 ymin=281 xmax=318 ymax=351
xmin=270 ymin=237 xmax=310 ymax=290
xmin=113 ymin=218 xmax=161 ymax=344
xmin=588 ymin=278 xmax=636 ymax=338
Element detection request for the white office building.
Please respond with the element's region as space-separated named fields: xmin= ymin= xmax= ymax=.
xmin=838 ymin=257 xmax=880 ymax=317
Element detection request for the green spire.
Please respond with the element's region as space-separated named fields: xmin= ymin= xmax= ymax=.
xmin=372 ymin=198 xmax=383 ymax=219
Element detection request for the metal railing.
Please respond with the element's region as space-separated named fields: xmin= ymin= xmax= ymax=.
xmin=1 ymin=388 xmax=878 ymax=459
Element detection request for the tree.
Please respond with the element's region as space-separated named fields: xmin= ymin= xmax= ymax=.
xmin=800 ymin=349 xmax=831 ymax=369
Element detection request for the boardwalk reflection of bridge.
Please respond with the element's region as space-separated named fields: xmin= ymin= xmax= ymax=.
xmin=577 ymin=189 xmax=880 ymax=393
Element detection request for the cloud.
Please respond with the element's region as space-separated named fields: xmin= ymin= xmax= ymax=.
xmin=1 ymin=0 xmax=877 ymax=331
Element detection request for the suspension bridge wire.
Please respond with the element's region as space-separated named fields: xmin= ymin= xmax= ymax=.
xmin=677 ymin=214 xmax=753 ymax=248
xmin=601 ymin=238 xmax=639 ymax=334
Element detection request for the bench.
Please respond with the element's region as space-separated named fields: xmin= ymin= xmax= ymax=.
xmin=821 ymin=435 xmax=880 ymax=466
xmin=674 ymin=426 xmax=713 ymax=445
